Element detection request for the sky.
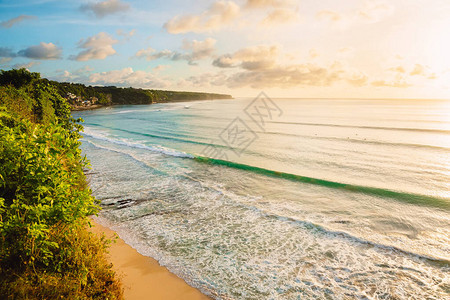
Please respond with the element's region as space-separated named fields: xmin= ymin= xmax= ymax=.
xmin=0 ymin=0 xmax=449 ymax=99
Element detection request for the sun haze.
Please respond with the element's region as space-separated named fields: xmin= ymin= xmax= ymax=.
xmin=0 ymin=0 xmax=449 ymax=99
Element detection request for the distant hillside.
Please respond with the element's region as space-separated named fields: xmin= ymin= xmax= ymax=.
xmin=53 ymin=82 xmax=232 ymax=108
xmin=0 ymin=68 xmax=232 ymax=109
xmin=91 ymin=85 xmax=232 ymax=104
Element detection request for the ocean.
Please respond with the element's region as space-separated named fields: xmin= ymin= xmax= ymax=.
xmin=73 ymin=97 xmax=450 ymax=299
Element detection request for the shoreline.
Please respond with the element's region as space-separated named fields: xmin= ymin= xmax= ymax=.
xmin=71 ymin=104 xmax=106 ymax=111
xmin=88 ymin=218 xmax=210 ymax=300
xmin=70 ymin=97 xmax=234 ymax=112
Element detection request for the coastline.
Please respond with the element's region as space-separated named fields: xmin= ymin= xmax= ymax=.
xmin=71 ymin=104 xmax=106 ymax=111
xmin=88 ymin=218 xmax=210 ymax=300
xmin=70 ymin=97 xmax=234 ymax=111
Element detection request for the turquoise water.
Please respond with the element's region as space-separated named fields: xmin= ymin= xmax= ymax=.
xmin=74 ymin=98 xmax=450 ymax=299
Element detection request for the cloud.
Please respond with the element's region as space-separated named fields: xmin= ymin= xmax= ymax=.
xmin=153 ymin=65 xmax=169 ymax=72
xmin=1 ymin=15 xmax=37 ymax=28
xmin=192 ymin=63 xmax=347 ymax=89
xmin=388 ymin=63 xmax=436 ymax=79
xmin=316 ymin=10 xmax=342 ymax=22
xmin=357 ymin=1 xmax=394 ymax=23
xmin=212 ymin=55 xmax=236 ymax=68
xmin=12 ymin=61 xmax=40 ymax=70
xmin=1 ymin=43 xmax=62 ymax=60
xmin=245 ymin=0 xmax=299 ymax=25
xmin=134 ymin=47 xmax=171 ymax=61
xmin=116 ymin=29 xmax=136 ymax=41
xmin=346 ymin=71 xmax=368 ymax=86
xmin=262 ymin=9 xmax=298 ymax=25
xmin=17 ymin=42 xmax=62 ymax=60
xmin=410 ymin=64 xmax=436 ymax=79
xmin=164 ymin=1 xmax=240 ymax=34
xmin=389 ymin=66 xmax=406 ymax=73
xmin=245 ymin=0 xmax=291 ymax=9
xmin=371 ymin=79 xmax=411 ymax=88
xmin=0 ymin=57 xmax=12 ymax=65
xmin=187 ymin=72 xmax=228 ymax=87
xmin=338 ymin=47 xmax=355 ymax=57
xmin=409 ymin=64 xmax=436 ymax=78
xmin=88 ymin=67 xmax=170 ymax=88
xmin=213 ymin=45 xmax=279 ymax=70
xmin=80 ymin=0 xmax=130 ymax=18
xmin=182 ymin=38 xmax=216 ymax=61
xmin=226 ymin=65 xmax=342 ymax=88
xmin=0 ymin=47 xmax=17 ymax=58
xmin=207 ymin=44 xmax=369 ymax=89
xmin=371 ymin=63 xmax=437 ymax=88
xmin=316 ymin=1 xmax=394 ymax=29
xmin=51 ymin=66 xmax=94 ymax=82
xmin=71 ymin=32 xmax=118 ymax=61
xmin=309 ymin=49 xmax=320 ymax=59
xmin=134 ymin=38 xmax=216 ymax=65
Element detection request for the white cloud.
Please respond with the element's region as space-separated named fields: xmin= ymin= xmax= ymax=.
xmin=187 ymin=72 xmax=228 ymax=87
xmin=51 ymin=66 xmax=94 ymax=82
xmin=134 ymin=38 xmax=216 ymax=65
xmin=213 ymin=45 xmax=279 ymax=69
xmin=316 ymin=10 xmax=342 ymax=22
xmin=182 ymin=38 xmax=216 ymax=61
xmin=262 ymin=9 xmax=298 ymax=25
xmin=17 ymin=42 xmax=62 ymax=60
xmin=116 ymin=29 xmax=136 ymax=41
xmin=153 ymin=65 xmax=169 ymax=72
xmin=193 ymin=63 xmax=348 ymax=89
xmin=1 ymin=15 xmax=37 ymax=28
xmin=208 ymin=44 xmax=370 ymax=89
xmin=0 ymin=47 xmax=17 ymax=58
xmin=309 ymin=48 xmax=320 ymax=59
xmin=357 ymin=1 xmax=394 ymax=23
xmin=346 ymin=71 xmax=369 ymax=87
xmin=164 ymin=1 xmax=240 ymax=34
xmin=245 ymin=0 xmax=292 ymax=9
xmin=72 ymin=32 xmax=118 ymax=61
xmin=337 ymin=47 xmax=355 ymax=59
xmin=371 ymin=78 xmax=411 ymax=88
xmin=80 ymin=0 xmax=130 ymax=18
xmin=134 ymin=47 xmax=171 ymax=61
xmin=88 ymin=67 xmax=170 ymax=88
xmin=0 ymin=57 xmax=12 ymax=64
xmin=410 ymin=64 xmax=436 ymax=78
xmin=371 ymin=63 xmax=437 ymax=88
xmin=12 ymin=61 xmax=40 ymax=70
xmin=316 ymin=1 xmax=394 ymax=29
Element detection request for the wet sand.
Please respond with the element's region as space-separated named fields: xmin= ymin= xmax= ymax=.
xmin=89 ymin=220 xmax=211 ymax=300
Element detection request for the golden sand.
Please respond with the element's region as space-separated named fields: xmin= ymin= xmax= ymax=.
xmin=89 ymin=220 xmax=211 ymax=300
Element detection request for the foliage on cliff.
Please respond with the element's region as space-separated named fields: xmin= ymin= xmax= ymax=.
xmin=0 ymin=69 xmax=123 ymax=299
xmin=93 ymin=86 xmax=232 ymax=105
xmin=1 ymin=68 xmax=232 ymax=109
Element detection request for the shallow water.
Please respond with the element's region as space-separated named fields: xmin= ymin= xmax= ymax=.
xmin=74 ymin=98 xmax=450 ymax=299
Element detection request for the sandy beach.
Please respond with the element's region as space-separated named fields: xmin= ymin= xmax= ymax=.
xmin=89 ymin=220 xmax=210 ymax=300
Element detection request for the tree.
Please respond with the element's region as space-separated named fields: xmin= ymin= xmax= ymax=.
xmin=0 ymin=68 xmax=40 ymax=88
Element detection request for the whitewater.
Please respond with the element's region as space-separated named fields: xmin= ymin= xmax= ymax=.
xmin=74 ymin=98 xmax=450 ymax=299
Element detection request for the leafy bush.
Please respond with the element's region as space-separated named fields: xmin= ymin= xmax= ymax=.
xmin=0 ymin=115 xmax=95 ymax=266
xmin=0 ymin=86 xmax=35 ymax=122
xmin=0 ymin=70 xmax=123 ymax=299
xmin=0 ymin=68 xmax=40 ymax=89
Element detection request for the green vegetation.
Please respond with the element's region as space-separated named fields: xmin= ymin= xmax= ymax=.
xmin=0 ymin=69 xmax=123 ymax=299
xmin=0 ymin=68 xmax=232 ymax=109
xmin=92 ymin=86 xmax=233 ymax=105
